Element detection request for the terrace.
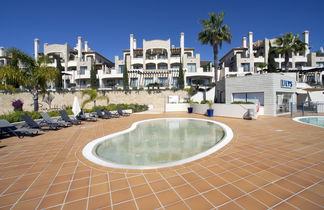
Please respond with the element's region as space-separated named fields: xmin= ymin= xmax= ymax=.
xmin=0 ymin=113 xmax=323 ymax=209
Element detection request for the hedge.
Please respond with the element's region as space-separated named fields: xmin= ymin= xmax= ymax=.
xmin=0 ymin=104 xmax=148 ymax=123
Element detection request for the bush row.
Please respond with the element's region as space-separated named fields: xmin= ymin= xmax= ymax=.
xmin=0 ymin=104 xmax=148 ymax=123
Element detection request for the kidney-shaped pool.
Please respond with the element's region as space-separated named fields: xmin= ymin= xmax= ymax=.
xmin=82 ymin=118 xmax=233 ymax=169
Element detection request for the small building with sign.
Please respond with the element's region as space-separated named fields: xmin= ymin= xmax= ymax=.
xmin=215 ymin=73 xmax=297 ymax=116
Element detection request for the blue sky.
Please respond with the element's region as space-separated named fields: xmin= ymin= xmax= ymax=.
xmin=1 ymin=0 xmax=323 ymax=62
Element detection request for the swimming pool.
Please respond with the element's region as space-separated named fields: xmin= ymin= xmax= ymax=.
xmin=82 ymin=118 xmax=233 ymax=169
xmin=293 ymin=116 xmax=324 ymax=128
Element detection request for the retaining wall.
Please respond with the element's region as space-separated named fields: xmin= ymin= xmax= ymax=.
xmin=0 ymin=90 xmax=187 ymax=114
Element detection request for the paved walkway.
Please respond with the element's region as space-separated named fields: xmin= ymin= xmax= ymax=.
xmin=0 ymin=113 xmax=323 ymax=209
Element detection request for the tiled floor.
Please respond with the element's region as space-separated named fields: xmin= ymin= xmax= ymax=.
xmin=0 ymin=113 xmax=323 ymax=209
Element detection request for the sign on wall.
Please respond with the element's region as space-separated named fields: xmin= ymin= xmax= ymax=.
xmin=281 ymin=80 xmax=293 ymax=88
xmin=168 ymin=96 xmax=179 ymax=103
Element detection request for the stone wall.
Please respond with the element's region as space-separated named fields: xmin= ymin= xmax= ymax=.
xmin=0 ymin=90 xmax=187 ymax=114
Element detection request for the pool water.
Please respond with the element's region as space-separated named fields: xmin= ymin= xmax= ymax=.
xmin=295 ymin=116 xmax=324 ymax=128
xmin=83 ymin=118 xmax=233 ymax=169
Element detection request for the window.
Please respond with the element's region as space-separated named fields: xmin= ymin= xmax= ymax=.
xmin=118 ymin=65 xmax=124 ymax=73
xmin=117 ymin=79 xmax=123 ymax=86
xmin=80 ymin=66 xmax=87 ymax=75
xmin=316 ymin=62 xmax=324 ymax=68
xmin=233 ymin=92 xmax=264 ymax=106
xmin=171 ymin=64 xmax=180 ymax=70
xmin=133 ymin=64 xmax=143 ymax=70
xmin=130 ymin=78 xmax=138 ymax=87
xmin=172 ymin=77 xmax=178 ymax=87
xmin=158 ymin=77 xmax=168 ymax=86
xmin=187 ymin=63 xmax=196 ymax=72
xmin=144 ymin=78 xmax=153 ymax=86
xmin=242 ymin=63 xmax=250 ymax=72
xmin=158 ymin=63 xmax=168 ymax=69
xmin=146 ymin=63 xmax=156 ymax=70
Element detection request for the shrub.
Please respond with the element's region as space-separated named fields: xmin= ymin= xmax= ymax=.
xmin=12 ymin=99 xmax=24 ymax=112
xmin=0 ymin=104 xmax=148 ymax=123
xmin=231 ymin=101 xmax=254 ymax=104
xmin=171 ymin=87 xmax=179 ymax=92
xmin=200 ymin=100 xmax=208 ymax=104
xmin=0 ymin=111 xmax=41 ymax=123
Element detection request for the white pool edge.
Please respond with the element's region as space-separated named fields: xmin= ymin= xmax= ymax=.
xmin=82 ymin=118 xmax=234 ymax=170
xmin=293 ymin=116 xmax=324 ymax=128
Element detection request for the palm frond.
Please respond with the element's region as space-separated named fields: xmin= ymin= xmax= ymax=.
xmin=81 ymin=98 xmax=93 ymax=108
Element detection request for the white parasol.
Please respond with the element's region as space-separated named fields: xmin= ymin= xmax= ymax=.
xmin=72 ymin=96 xmax=81 ymax=117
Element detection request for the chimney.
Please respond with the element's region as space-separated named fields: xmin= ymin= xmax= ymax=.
xmin=242 ymin=37 xmax=247 ymax=48
xmin=180 ymin=32 xmax=184 ymax=58
xmin=34 ymin=38 xmax=40 ymax=60
xmin=133 ymin=39 xmax=137 ymax=49
xmin=130 ymin=34 xmax=134 ymax=59
xmin=77 ymin=36 xmax=82 ymax=61
xmin=303 ymin=30 xmax=310 ymax=55
xmin=0 ymin=47 xmax=4 ymax=57
xmin=84 ymin=41 xmax=89 ymax=52
xmin=248 ymin=32 xmax=253 ymax=58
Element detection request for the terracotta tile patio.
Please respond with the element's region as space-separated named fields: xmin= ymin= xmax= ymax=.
xmin=0 ymin=113 xmax=323 ymax=209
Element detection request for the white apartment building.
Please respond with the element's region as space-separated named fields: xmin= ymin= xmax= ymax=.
xmin=219 ymin=31 xmax=324 ymax=86
xmin=35 ymin=37 xmax=114 ymax=89
xmin=33 ymin=33 xmax=214 ymax=90
xmin=110 ymin=33 xmax=214 ymax=89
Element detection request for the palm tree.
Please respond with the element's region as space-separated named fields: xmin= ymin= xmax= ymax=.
xmin=198 ymin=12 xmax=232 ymax=102
xmin=275 ymin=33 xmax=306 ymax=72
xmin=81 ymin=89 xmax=109 ymax=108
xmin=255 ymin=63 xmax=267 ymax=73
xmin=0 ymin=48 xmax=59 ymax=111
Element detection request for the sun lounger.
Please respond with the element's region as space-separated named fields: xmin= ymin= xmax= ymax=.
xmin=95 ymin=107 xmax=110 ymax=119
xmin=40 ymin=113 xmax=71 ymax=127
xmin=77 ymin=109 xmax=97 ymax=121
xmin=103 ymin=110 xmax=120 ymax=118
xmin=117 ymin=105 xmax=130 ymax=116
xmin=20 ymin=115 xmax=44 ymax=130
xmin=59 ymin=110 xmax=82 ymax=125
xmin=0 ymin=119 xmax=40 ymax=138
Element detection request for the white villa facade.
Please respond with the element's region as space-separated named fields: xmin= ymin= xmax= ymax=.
xmin=31 ymin=33 xmax=214 ymax=90
xmin=111 ymin=33 xmax=214 ymax=89
xmin=36 ymin=37 xmax=114 ymax=89
xmin=219 ymin=31 xmax=324 ymax=86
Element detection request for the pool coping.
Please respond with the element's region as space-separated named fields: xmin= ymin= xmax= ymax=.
xmin=82 ymin=117 xmax=234 ymax=170
xmin=293 ymin=116 xmax=324 ymax=128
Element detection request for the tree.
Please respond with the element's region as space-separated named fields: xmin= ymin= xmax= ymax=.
xmin=52 ymin=54 xmax=63 ymax=91
xmin=198 ymin=12 xmax=232 ymax=102
xmin=81 ymin=88 xmax=109 ymax=108
xmin=255 ymin=62 xmax=267 ymax=73
xmin=267 ymin=43 xmax=277 ymax=73
xmin=90 ymin=61 xmax=98 ymax=89
xmin=122 ymin=59 xmax=129 ymax=90
xmin=178 ymin=59 xmax=184 ymax=89
xmin=275 ymin=33 xmax=306 ymax=72
xmin=0 ymin=48 xmax=59 ymax=111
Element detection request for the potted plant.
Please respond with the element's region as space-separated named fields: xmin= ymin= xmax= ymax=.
xmin=206 ymin=100 xmax=214 ymax=117
xmin=187 ymin=100 xmax=194 ymax=113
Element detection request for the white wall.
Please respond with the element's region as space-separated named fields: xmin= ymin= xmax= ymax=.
xmin=192 ymin=103 xmax=258 ymax=119
xmin=191 ymin=87 xmax=215 ymax=102
xmin=165 ymin=103 xmax=189 ymax=112
xmin=224 ymin=73 xmax=297 ymax=116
